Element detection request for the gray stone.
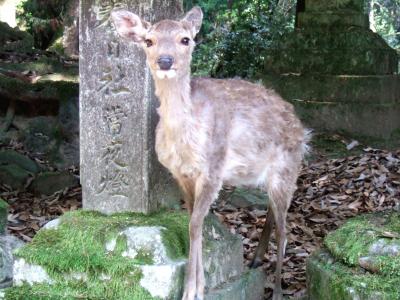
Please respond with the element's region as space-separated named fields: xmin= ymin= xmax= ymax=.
xmin=30 ymin=171 xmax=79 ymax=195
xmin=203 ymin=215 xmax=244 ymax=289
xmin=0 ymin=164 xmax=30 ymax=190
xmin=0 ymin=235 xmax=24 ymax=288
xmin=0 ymin=199 xmax=8 ymax=234
xmin=79 ymin=0 xmax=183 ymax=214
xmin=0 ymin=150 xmax=40 ymax=174
xmin=228 ymin=188 xmax=268 ymax=210
xmin=205 ymin=269 xmax=266 ymax=300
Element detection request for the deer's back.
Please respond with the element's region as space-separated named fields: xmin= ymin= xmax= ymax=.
xmin=190 ymin=77 xmax=308 ymax=187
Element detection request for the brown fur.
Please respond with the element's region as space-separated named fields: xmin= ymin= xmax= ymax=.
xmin=112 ymin=7 xmax=309 ymax=300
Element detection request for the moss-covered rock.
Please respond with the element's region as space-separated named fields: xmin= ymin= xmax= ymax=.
xmin=6 ymin=210 xmax=190 ymax=300
xmin=0 ymin=21 xmax=34 ymax=53
xmin=30 ymin=171 xmax=78 ymax=195
xmin=0 ymin=164 xmax=30 ymax=190
xmin=307 ymin=211 xmax=400 ymax=300
xmin=0 ymin=150 xmax=40 ymax=174
xmin=5 ymin=210 xmax=266 ymax=300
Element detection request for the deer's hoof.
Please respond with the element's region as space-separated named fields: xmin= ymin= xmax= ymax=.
xmin=248 ymin=257 xmax=263 ymax=269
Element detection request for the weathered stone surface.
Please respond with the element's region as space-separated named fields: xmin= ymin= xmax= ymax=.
xmin=0 ymin=150 xmax=40 ymax=174
xmin=307 ymin=211 xmax=400 ymax=300
xmin=0 ymin=199 xmax=9 ymax=234
xmin=30 ymin=171 xmax=79 ymax=195
xmin=0 ymin=164 xmax=30 ymax=190
xmin=205 ymin=269 xmax=266 ymax=300
xmin=0 ymin=235 xmax=24 ymax=288
xmin=266 ymin=48 xmax=398 ymax=75
xmin=305 ymin=0 xmax=365 ymax=12
xmin=80 ymin=0 xmax=183 ymax=214
xmin=263 ymin=74 xmax=400 ymax=104
xmin=263 ymin=74 xmax=400 ymax=139
xmin=227 ymin=188 xmax=268 ymax=210
xmin=203 ymin=215 xmax=244 ymax=288
xmin=297 ymin=11 xmax=369 ymax=28
xmin=8 ymin=211 xmax=265 ymax=300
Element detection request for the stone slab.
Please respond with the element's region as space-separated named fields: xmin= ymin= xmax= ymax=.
xmin=305 ymin=0 xmax=365 ymax=12
xmin=265 ymin=48 xmax=398 ymax=75
xmin=263 ymin=74 xmax=400 ymax=104
xmin=298 ymin=11 xmax=369 ymax=28
xmin=205 ymin=269 xmax=266 ymax=300
xmin=79 ymin=0 xmax=182 ymax=213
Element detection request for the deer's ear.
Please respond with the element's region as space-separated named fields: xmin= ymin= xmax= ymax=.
xmin=181 ymin=6 xmax=203 ymax=37
xmin=111 ymin=10 xmax=151 ymax=43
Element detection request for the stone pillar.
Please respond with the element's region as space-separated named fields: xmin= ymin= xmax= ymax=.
xmin=79 ymin=0 xmax=182 ymax=214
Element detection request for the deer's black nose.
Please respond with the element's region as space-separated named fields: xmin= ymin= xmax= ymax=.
xmin=157 ymin=55 xmax=174 ymax=70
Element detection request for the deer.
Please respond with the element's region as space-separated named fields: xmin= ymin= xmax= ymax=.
xmin=111 ymin=6 xmax=309 ymax=300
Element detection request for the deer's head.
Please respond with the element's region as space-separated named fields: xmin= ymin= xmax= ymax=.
xmin=111 ymin=7 xmax=203 ymax=80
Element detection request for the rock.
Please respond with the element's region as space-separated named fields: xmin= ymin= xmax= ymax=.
xmin=0 ymin=199 xmax=8 ymax=234
xmin=0 ymin=235 xmax=24 ymax=288
xmin=205 ymin=269 xmax=266 ymax=300
xmin=0 ymin=150 xmax=40 ymax=174
xmin=228 ymin=188 xmax=268 ymax=210
xmin=307 ymin=211 xmax=400 ymax=299
xmin=30 ymin=171 xmax=78 ymax=195
xmin=6 ymin=210 xmax=265 ymax=300
xmin=0 ymin=164 xmax=30 ymax=190
xmin=21 ymin=116 xmax=60 ymax=157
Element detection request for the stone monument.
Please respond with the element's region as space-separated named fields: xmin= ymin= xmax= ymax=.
xmin=80 ymin=0 xmax=182 ymax=213
xmin=263 ymin=0 xmax=400 ymax=140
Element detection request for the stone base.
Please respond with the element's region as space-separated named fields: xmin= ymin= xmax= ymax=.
xmin=4 ymin=210 xmax=266 ymax=300
xmin=263 ymin=74 xmax=400 ymax=139
xmin=206 ymin=269 xmax=266 ymax=300
xmin=307 ymin=211 xmax=400 ymax=300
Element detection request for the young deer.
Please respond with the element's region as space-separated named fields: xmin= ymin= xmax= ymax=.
xmin=112 ymin=7 xmax=308 ymax=300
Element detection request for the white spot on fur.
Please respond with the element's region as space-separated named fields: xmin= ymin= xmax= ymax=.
xmin=156 ymin=70 xmax=177 ymax=79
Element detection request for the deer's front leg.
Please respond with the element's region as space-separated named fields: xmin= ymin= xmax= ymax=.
xmin=182 ymin=176 xmax=222 ymax=300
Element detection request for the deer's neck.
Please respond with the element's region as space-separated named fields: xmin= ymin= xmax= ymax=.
xmin=154 ymin=74 xmax=193 ymax=129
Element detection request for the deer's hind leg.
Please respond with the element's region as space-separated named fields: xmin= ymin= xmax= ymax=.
xmin=264 ymin=164 xmax=299 ymax=300
xmin=249 ymin=207 xmax=274 ymax=268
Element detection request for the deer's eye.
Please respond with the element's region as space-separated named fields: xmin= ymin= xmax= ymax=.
xmin=145 ymin=39 xmax=153 ymax=47
xmin=181 ymin=37 xmax=190 ymax=46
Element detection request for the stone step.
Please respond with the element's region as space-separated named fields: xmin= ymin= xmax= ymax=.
xmin=305 ymin=0 xmax=364 ymax=12
xmin=272 ymin=27 xmax=391 ymax=52
xmin=263 ymin=74 xmax=400 ymax=104
xmin=265 ymin=48 xmax=398 ymax=75
xmin=5 ymin=211 xmax=259 ymax=300
xmin=293 ymin=100 xmax=400 ymax=139
xmin=205 ymin=269 xmax=266 ymax=300
xmin=298 ymin=11 xmax=369 ymax=28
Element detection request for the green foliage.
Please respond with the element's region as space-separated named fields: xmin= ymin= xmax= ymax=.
xmin=16 ymin=0 xmax=70 ymax=49
xmin=369 ymin=0 xmax=400 ymax=51
xmin=188 ymin=0 xmax=296 ymax=79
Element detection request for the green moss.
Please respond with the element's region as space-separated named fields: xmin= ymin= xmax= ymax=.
xmin=5 ymin=210 xmax=190 ymax=299
xmin=325 ymin=211 xmax=400 ymax=277
xmin=308 ymin=250 xmax=400 ymax=300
